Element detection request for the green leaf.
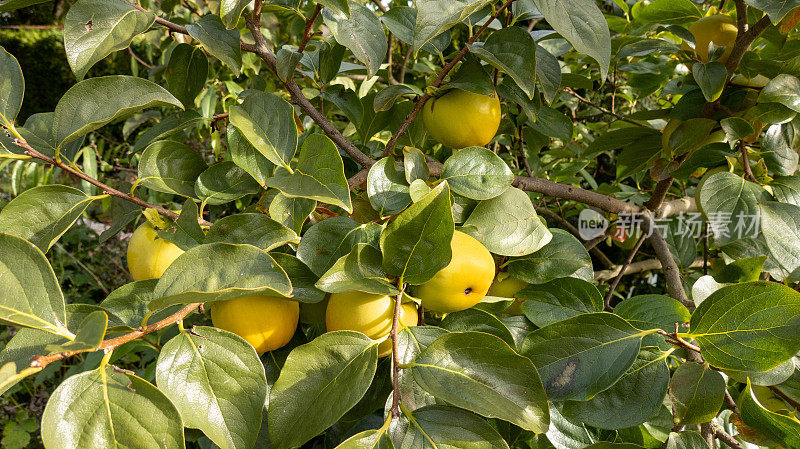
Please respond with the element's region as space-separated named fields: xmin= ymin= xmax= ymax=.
xmin=761 ymin=202 xmax=800 ymax=278
xmin=448 ymin=55 xmax=496 ymax=97
xmin=697 ymin=172 xmax=772 ymax=247
xmin=614 ymin=294 xmax=691 ymax=349
xmin=53 ymin=75 xmax=182 ymax=150
xmin=41 ymin=365 xmax=184 ymax=449
xmin=762 ymin=124 xmax=800 ymax=177
xmin=689 ymin=281 xmax=800 ymax=372
xmin=100 ymin=279 xmax=179 ymax=329
xmin=637 ymin=0 xmax=703 ymax=24
xmin=470 ymin=27 xmax=537 ymax=99
xmin=669 ymin=361 xmax=725 ymax=425
xmin=744 ymin=0 xmax=800 ymax=24
xmin=156 ymin=327 xmax=267 ymax=449
xmin=410 ymin=331 xmax=549 ymax=432
xmin=0 ymin=0 xmax=47 ymax=12
xmin=665 ymin=431 xmax=711 ymax=449
xmin=394 ymin=326 xmax=448 ymax=410
xmin=507 ymin=229 xmax=594 ymax=284
xmin=0 ymin=45 xmax=23 ymax=127
xmin=265 ymin=134 xmax=352 ymax=213
xmin=268 ymin=331 xmax=378 ymax=449
xmin=322 ymin=1 xmax=386 ymax=77
xmin=45 ymin=310 xmax=107 ymax=353
xmin=185 ymin=15 xmax=243 ymax=74
xmin=412 ymin=0 xmax=492 ymax=52
xmin=692 ymin=62 xmax=727 ymax=102
xmin=664 ymin=118 xmax=717 ymax=156
xmin=334 ymin=428 xmax=393 ymax=449
xmin=164 ymin=43 xmax=208 ymax=108
xmin=720 ymin=117 xmax=755 ymax=142
xmin=63 ymin=0 xmax=155 ymax=80
xmin=381 ymin=6 xmax=450 ymax=55
xmin=269 ymin=192 xmax=315 ymax=234
xmin=739 ymin=379 xmax=800 ymax=448
xmin=229 ymin=91 xmax=298 ymax=171
xmin=132 ymin=110 xmax=204 ymax=153
xmin=521 ymin=312 xmax=647 ymax=401
xmin=271 ymin=253 xmax=326 ymax=303
xmin=759 ymin=74 xmax=800 ymax=112
xmin=219 ymin=0 xmax=250 ymax=29
xmin=770 ymin=175 xmax=800 ymax=206
xmin=297 ymin=216 xmax=382 ymax=276
xmin=389 ymin=405 xmax=511 ymax=449
xmin=562 ymin=348 xmax=669 ymax=429
xmin=519 ymin=277 xmax=603 ymax=328
xmin=0 ymin=233 xmax=71 ymax=338
xmin=227 ymin=125 xmax=273 ymax=187
xmin=536 ymin=44 xmax=562 ymax=104
xmin=402 ymin=147 xmax=429 ymax=184
xmin=532 ymin=0 xmax=611 ymax=79
xmin=0 ymin=185 xmax=99 ymax=252
xmin=441 ymin=147 xmax=514 ymax=200
xmin=380 ymin=182 xmax=454 ymax=284
xmin=14 ymin=112 xmax=82 ymax=163
xmin=367 ymin=157 xmax=412 ymax=216
xmin=195 ymin=161 xmax=260 ymax=206
xmin=316 ymin=244 xmax=399 ymax=296
xmin=440 ymin=308 xmax=516 ymax=348
xmin=157 ymin=199 xmax=205 ymax=250
xmin=374 ymin=84 xmax=422 ymax=112
xmin=532 ymin=106 xmax=573 ymax=140
xmin=462 ymin=187 xmax=552 ymax=256
xmin=148 ymin=243 xmax=292 ymax=312
xmin=205 ymin=213 xmax=298 ymax=250
xmin=137 ymin=140 xmax=207 ymax=197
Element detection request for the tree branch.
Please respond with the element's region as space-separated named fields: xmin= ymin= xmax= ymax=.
xmin=713 ymin=422 xmax=745 ymax=449
xmin=297 ymin=4 xmax=323 ymax=53
xmin=643 ymin=214 xmax=692 ymax=307
xmin=603 ymin=234 xmax=646 ymax=310
xmin=595 ymin=257 xmax=704 ymax=281
xmin=564 ymin=88 xmax=650 ymax=128
xmin=390 ymin=286 xmax=405 ymax=418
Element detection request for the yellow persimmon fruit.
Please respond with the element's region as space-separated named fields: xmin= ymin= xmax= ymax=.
xmin=211 ymin=294 xmax=300 ymax=353
xmin=422 ymin=88 xmax=501 ymax=149
xmin=414 ymin=231 xmax=496 ymax=313
xmin=126 ymin=222 xmax=185 ymax=281
xmin=681 ymin=15 xmax=738 ymax=64
xmin=326 ymin=291 xmax=418 ymax=357
xmin=487 ymin=275 xmax=528 ymax=315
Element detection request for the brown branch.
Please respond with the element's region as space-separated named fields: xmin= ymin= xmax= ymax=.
xmin=347 ymin=168 xmax=369 ymax=190
xmin=535 ymin=206 xmax=614 ymax=268
xmin=14 ymin=139 xmax=212 ymax=226
xmin=702 ymin=422 xmax=717 ymax=449
xmin=713 ymin=422 xmax=745 ymax=449
xmin=297 ymin=4 xmax=323 ymax=53
xmin=725 ymin=389 xmax=740 ymax=414
xmin=370 ymin=0 xmax=388 ymax=13
xmin=595 ymin=257 xmax=704 ymax=281
xmin=603 ymin=233 xmax=646 ymax=310
xmin=127 ymin=47 xmax=153 ymax=69
xmin=770 ymin=386 xmax=800 ymax=411
xmin=656 ymin=329 xmax=701 ymax=353
xmin=643 ymin=178 xmax=674 ymax=211
xmin=740 ymin=141 xmax=757 ymax=182
xmin=564 ymin=88 xmax=650 ymax=128
xmin=643 ymin=214 xmax=692 ymax=307
xmin=382 ymin=0 xmax=517 ymax=156
xmin=390 ymin=286 xmax=405 ymax=418
xmin=31 ymin=303 xmax=201 ymax=369
xmin=398 ymin=44 xmax=413 ymax=84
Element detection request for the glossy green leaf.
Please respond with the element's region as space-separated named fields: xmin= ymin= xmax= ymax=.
xmin=367 ymin=157 xmax=412 ymax=216
xmin=53 ymin=75 xmax=182 ymax=149
xmin=100 ymin=279 xmax=178 ymax=329
xmin=229 ymin=91 xmax=298 ymax=171
xmin=297 ymin=216 xmax=382 ymax=276
xmin=132 ymin=110 xmax=204 ymax=153
xmin=462 ymin=187 xmax=552 ymax=256
xmin=760 ymin=74 xmax=800 ymax=112
xmin=664 ymin=118 xmax=717 ymax=156
xmin=0 ymin=233 xmax=71 ymax=338
xmin=195 ymin=161 xmax=260 ymax=205
xmin=374 ymin=84 xmax=421 ymax=112
xmin=148 ymin=243 xmax=292 ymax=312
xmin=0 ymin=0 xmax=48 ymax=12
xmin=665 ymin=431 xmax=710 ymax=449
xmin=507 ymin=229 xmax=594 ymax=284
xmin=63 ymin=0 xmax=155 ymax=79
xmin=323 ymin=1 xmax=386 ymax=77
xmin=268 ymin=331 xmax=379 ymax=449
xmin=697 ymin=171 xmax=772 ymax=247
xmin=138 ymin=140 xmax=207 ymax=197
xmin=669 ymin=362 xmax=725 ymax=425
xmin=269 ymin=192 xmax=315 ymax=234
xmin=271 ymin=253 xmax=326 ymax=303
xmin=227 ymin=124 xmax=273 ymax=187
xmin=692 ymin=62 xmax=726 ymax=102
xmin=185 ymin=15 xmax=242 ymax=74
xmin=316 ymin=244 xmax=399 ymax=296
xmin=439 ymin=308 xmax=516 ymax=348
xmin=205 ymin=213 xmax=298 ymax=250
xmin=41 ymin=365 xmax=184 ymax=449
xmin=532 ymin=106 xmax=573 ymax=140
xmin=536 ymin=44 xmax=562 ymax=103
xmin=521 ymin=312 xmax=648 ymax=401
xmin=770 ymin=174 xmax=800 ymax=206
xmin=614 ymin=294 xmax=691 ymax=348
xmin=0 ymin=185 xmax=99 ymax=252
xmin=637 ymin=0 xmax=703 ymax=24
xmin=762 ymin=124 xmax=799 ymax=176
xmin=532 ymin=0 xmax=610 ymax=79
xmin=156 ymin=327 xmax=267 ymax=449
xmin=441 ymin=147 xmax=514 ymax=200
xmin=389 ymin=405 xmax=510 ymax=449
xmin=412 ymin=0 xmax=492 ymax=52
xmin=402 ymin=147 xmax=429 ymax=184
xmin=265 ymin=133 xmax=352 ymax=213
xmin=689 ymin=281 xmax=800 ymax=372
xmin=45 ymin=310 xmax=107 ymax=353
xmin=15 ymin=112 xmax=82 ymax=163
xmin=519 ymin=277 xmax=603 ymax=328
xmin=165 ymin=43 xmax=208 ymax=108
xmin=219 ymin=0 xmax=250 ymax=29
xmin=739 ymin=379 xmax=800 ymax=448
xmin=156 ymin=199 xmax=204 ymax=251
xmin=721 ymin=117 xmax=755 ymax=142
xmin=562 ymin=348 xmax=669 ymax=429
xmin=380 ymin=182 xmax=454 ymax=284
xmin=470 ymin=27 xmax=537 ymax=99
xmin=0 ymin=45 xmax=23 ymax=127
xmin=760 ymin=201 xmax=800 ymax=278
xmin=335 ymin=428 xmax=393 ymax=449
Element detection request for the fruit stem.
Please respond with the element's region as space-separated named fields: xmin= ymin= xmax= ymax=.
xmin=389 ymin=283 xmax=406 ymax=418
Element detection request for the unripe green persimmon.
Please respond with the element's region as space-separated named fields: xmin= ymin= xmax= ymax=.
xmin=422 ymin=89 xmax=501 ymax=149
xmin=487 ymin=275 xmax=528 ymax=315
xmin=681 ymin=15 xmax=738 ymax=64
xmin=326 ymin=291 xmax=418 ymax=356
xmin=126 ymin=222 xmax=185 ymax=281
xmin=414 ymin=231 xmax=495 ymax=313
xmin=211 ymin=294 xmax=299 ymax=353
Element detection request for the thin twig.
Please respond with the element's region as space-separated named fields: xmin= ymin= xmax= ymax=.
xmin=712 ymin=422 xmax=745 ymax=449
xmin=564 ymin=88 xmax=649 ymax=128
xmin=740 ymin=141 xmax=757 ymax=182
xmin=390 ymin=285 xmax=405 ymax=418
xmin=127 ymin=47 xmax=153 ymax=69
xmin=604 ymin=234 xmax=646 ymax=310
xmin=643 ymin=214 xmax=692 ymax=307
xmin=297 ymin=4 xmax=323 ymax=53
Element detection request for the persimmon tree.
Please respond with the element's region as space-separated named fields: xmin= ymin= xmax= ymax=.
xmin=1 ymin=0 xmax=800 ymax=448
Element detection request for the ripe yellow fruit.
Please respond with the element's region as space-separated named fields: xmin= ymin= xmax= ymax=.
xmin=422 ymin=89 xmax=501 ymax=149
xmin=487 ymin=276 xmax=528 ymax=315
xmin=681 ymin=15 xmax=738 ymax=64
xmin=414 ymin=231 xmax=496 ymax=313
xmin=211 ymin=294 xmax=299 ymax=353
xmin=126 ymin=222 xmax=185 ymax=281
xmin=326 ymin=291 xmax=418 ymax=356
